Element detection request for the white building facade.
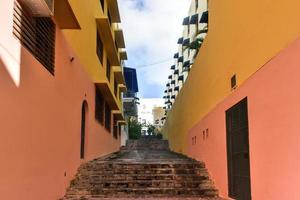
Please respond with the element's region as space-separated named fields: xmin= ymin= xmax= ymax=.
xmin=164 ymin=0 xmax=208 ymax=113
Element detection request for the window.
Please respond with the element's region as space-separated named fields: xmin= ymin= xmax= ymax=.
xmin=13 ymin=1 xmax=55 ymax=75
xmin=106 ymin=59 xmax=111 ymax=81
xmin=113 ymin=117 xmax=118 ymax=139
xmin=107 ymin=10 xmax=112 ymax=25
xmin=95 ymin=87 xmax=104 ymax=124
xmin=114 ymin=80 xmax=118 ymax=97
xmin=231 ymin=74 xmax=237 ymax=89
xmin=105 ymin=103 xmax=111 ymax=132
xmin=100 ymin=0 xmax=105 ymax=11
xmin=96 ymin=31 xmax=104 ymax=65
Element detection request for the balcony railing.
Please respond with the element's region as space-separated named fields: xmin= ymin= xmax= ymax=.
xmin=123 ymin=91 xmax=137 ymax=98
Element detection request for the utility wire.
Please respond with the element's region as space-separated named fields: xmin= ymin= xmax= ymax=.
xmin=132 ymin=58 xmax=173 ymax=69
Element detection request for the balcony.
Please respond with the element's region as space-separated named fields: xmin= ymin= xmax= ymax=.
xmin=19 ymin=0 xmax=53 ymax=16
xmin=177 ymin=37 xmax=183 ymax=44
xmin=178 ymin=75 xmax=184 ymax=81
xmin=54 ymin=0 xmax=80 ymax=29
xmin=119 ymin=84 xmax=127 ymax=93
xmin=95 ymin=82 xmax=119 ymax=110
xmin=183 ymin=38 xmax=190 ymax=47
xmin=113 ymin=66 xmax=126 ymax=85
xmin=200 ymin=11 xmax=208 ymax=24
xmin=114 ymin=28 xmax=125 ymax=48
xmin=119 ymin=49 xmax=128 ymax=60
xmin=182 ymin=16 xmax=190 ymax=25
xmin=107 ymin=0 xmax=121 ymax=23
xmin=123 ymin=91 xmax=137 ymax=98
xmin=96 ymin=17 xmax=120 ymax=66
xmin=112 ymin=110 xmax=125 ymax=122
xmin=190 ymin=14 xmax=199 ymax=24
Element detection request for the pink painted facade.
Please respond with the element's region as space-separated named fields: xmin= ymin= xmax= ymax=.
xmin=187 ymin=37 xmax=300 ymax=199
xmin=0 ymin=1 xmax=120 ymax=200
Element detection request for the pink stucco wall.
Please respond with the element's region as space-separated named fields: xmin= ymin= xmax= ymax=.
xmin=0 ymin=2 xmax=120 ymax=199
xmin=188 ymin=37 xmax=300 ymax=200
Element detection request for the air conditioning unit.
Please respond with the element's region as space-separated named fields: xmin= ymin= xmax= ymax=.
xmin=18 ymin=0 xmax=54 ymax=16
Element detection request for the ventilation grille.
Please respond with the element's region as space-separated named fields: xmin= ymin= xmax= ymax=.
xmin=13 ymin=0 xmax=55 ymax=74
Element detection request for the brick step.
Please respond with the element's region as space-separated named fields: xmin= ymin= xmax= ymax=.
xmin=69 ymin=179 xmax=213 ymax=189
xmin=66 ymin=187 xmax=218 ymax=197
xmin=90 ymin=159 xmax=201 ymax=164
xmin=77 ymin=168 xmax=208 ymax=176
xmin=61 ymin=198 xmax=224 ymax=200
xmin=61 ymin=148 xmax=220 ymax=199
xmin=81 ymin=163 xmax=205 ymax=170
xmin=74 ymin=173 xmax=209 ymax=182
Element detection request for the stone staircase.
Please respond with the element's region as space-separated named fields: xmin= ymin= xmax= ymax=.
xmin=61 ymin=139 xmax=221 ymax=200
xmin=122 ymin=138 xmax=170 ymax=150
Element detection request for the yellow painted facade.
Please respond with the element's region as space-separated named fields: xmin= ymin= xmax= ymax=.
xmin=163 ymin=0 xmax=300 ymax=153
xmin=62 ymin=0 xmax=125 ymax=112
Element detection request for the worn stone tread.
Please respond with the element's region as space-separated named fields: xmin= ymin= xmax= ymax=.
xmin=61 ymin=139 xmax=221 ymax=199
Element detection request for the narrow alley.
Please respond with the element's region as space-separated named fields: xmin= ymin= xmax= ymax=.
xmin=1 ymin=0 xmax=300 ymax=199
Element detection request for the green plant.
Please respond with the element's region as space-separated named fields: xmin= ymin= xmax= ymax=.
xmin=146 ymin=124 xmax=156 ymax=136
xmin=156 ymin=133 xmax=163 ymax=139
xmin=189 ymin=37 xmax=204 ymax=50
xmin=128 ymin=119 xmax=142 ymax=139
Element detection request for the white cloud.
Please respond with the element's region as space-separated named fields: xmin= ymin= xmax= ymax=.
xmin=119 ymin=0 xmax=191 ymax=96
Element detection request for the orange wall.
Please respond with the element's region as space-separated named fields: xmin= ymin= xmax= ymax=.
xmin=0 ymin=8 xmax=120 ymax=200
xmin=187 ymin=37 xmax=300 ymax=200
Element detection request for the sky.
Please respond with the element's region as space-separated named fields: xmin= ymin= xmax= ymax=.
xmin=118 ymin=0 xmax=191 ymax=98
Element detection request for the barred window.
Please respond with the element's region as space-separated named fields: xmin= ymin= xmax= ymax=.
xmin=13 ymin=0 xmax=55 ymax=75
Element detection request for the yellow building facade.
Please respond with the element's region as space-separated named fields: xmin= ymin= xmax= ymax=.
xmin=63 ymin=0 xmax=127 ymax=114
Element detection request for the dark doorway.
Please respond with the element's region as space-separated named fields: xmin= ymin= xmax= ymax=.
xmin=80 ymin=101 xmax=88 ymax=159
xmin=226 ymin=98 xmax=251 ymax=200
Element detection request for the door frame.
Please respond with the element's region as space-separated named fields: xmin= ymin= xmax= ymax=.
xmin=226 ymin=97 xmax=252 ymax=200
xmin=80 ymin=100 xmax=88 ymax=159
